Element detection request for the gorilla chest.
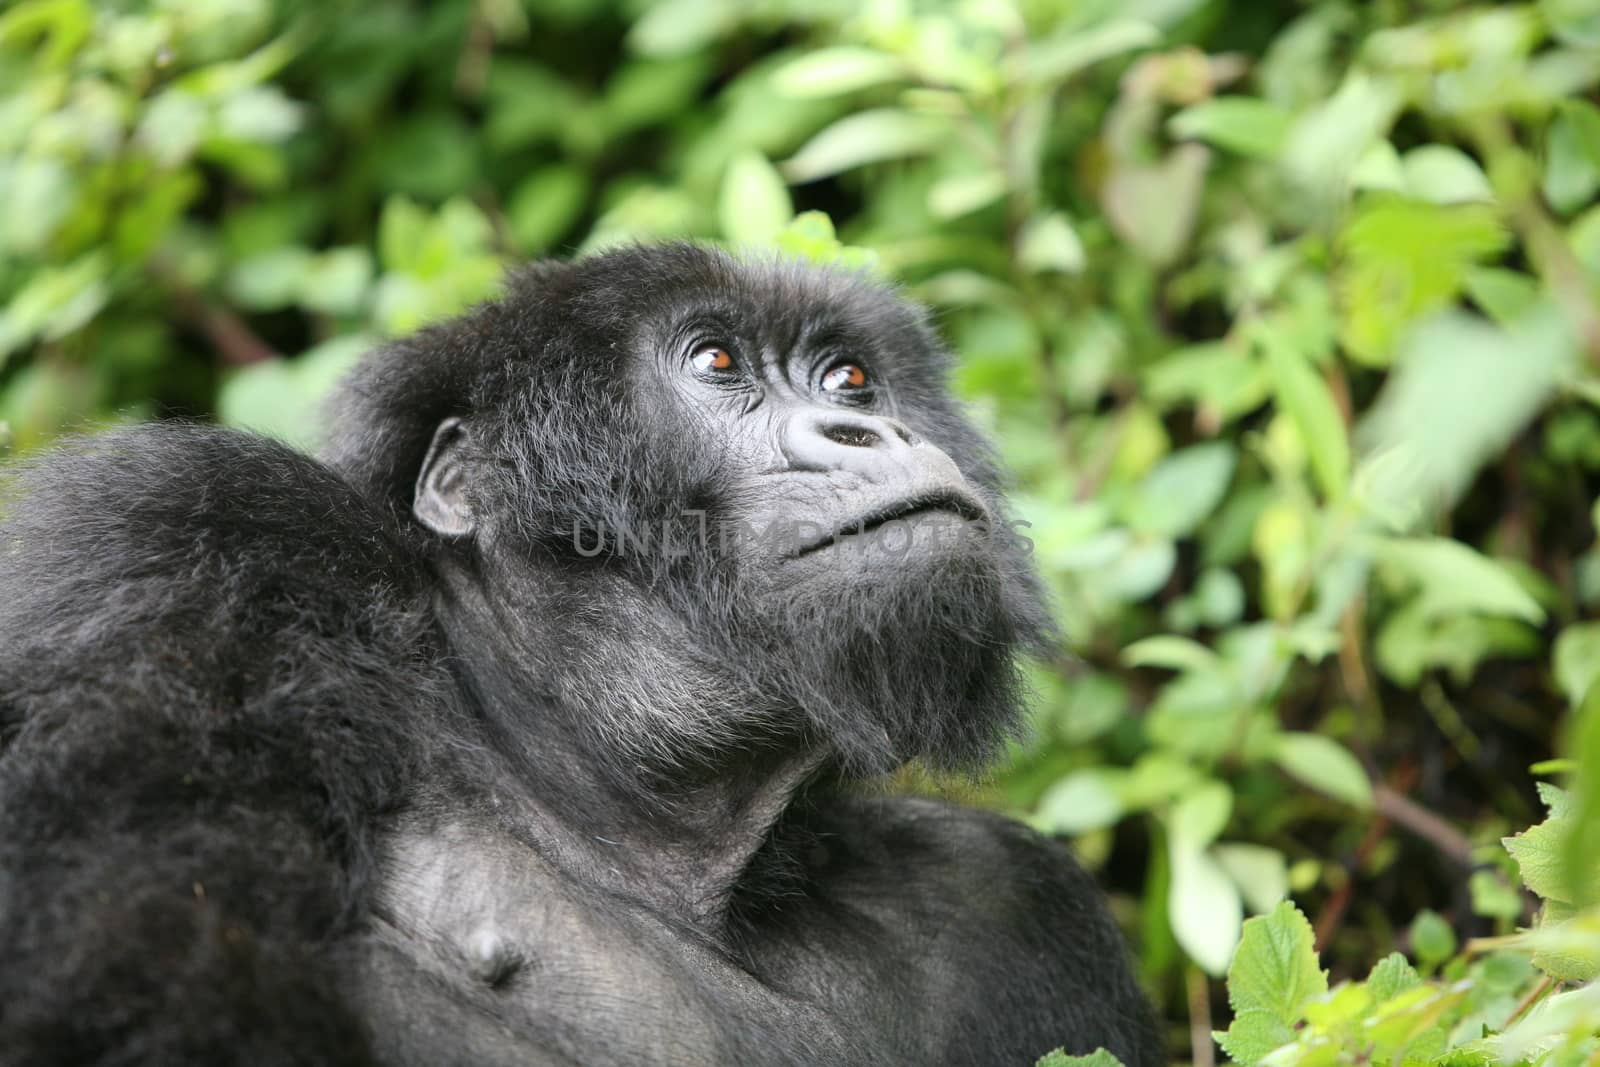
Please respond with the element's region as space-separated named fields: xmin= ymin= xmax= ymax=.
xmin=360 ymin=821 xmax=845 ymax=1066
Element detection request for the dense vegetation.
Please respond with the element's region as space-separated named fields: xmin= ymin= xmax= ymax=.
xmin=3 ymin=0 xmax=1599 ymax=1062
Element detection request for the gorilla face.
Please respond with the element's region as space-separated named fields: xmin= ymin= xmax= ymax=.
xmin=339 ymin=245 xmax=1050 ymax=776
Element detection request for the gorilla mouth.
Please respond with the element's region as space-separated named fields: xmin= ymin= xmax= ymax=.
xmin=794 ymin=490 xmax=989 ymax=556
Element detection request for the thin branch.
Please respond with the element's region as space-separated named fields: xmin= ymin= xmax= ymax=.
xmin=1187 ymin=965 xmax=1216 ymax=1067
xmin=1372 ymin=784 xmax=1475 ymax=867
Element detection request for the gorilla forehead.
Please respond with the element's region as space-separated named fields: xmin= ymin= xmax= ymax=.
xmin=540 ymin=243 xmax=947 ymax=382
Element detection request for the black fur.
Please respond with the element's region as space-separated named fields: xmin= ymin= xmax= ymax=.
xmin=0 ymin=245 xmax=1161 ymax=1066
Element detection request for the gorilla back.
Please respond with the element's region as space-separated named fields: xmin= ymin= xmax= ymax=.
xmin=0 ymin=245 xmax=1162 ymax=1067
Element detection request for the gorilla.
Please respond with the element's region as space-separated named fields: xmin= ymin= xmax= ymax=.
xmin=0 ymin=244 xmax=1161 ymax=1067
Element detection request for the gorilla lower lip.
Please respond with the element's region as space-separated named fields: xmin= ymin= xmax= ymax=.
xmin=795 ymin=492 xmax=987 ymax=556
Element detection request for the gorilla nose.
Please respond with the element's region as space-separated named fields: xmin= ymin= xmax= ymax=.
xmin=781 ymin=410 xmax=921 ymax=475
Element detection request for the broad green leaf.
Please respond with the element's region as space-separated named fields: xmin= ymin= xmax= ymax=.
xmin=225 ymin=246 xmax=314 ymax=311
xmin=1462 ymin=267 xmax=1539 ymax=324
xmin=1035 ymin=1049 xmax=1126 ymax=1067
xmin=770 ymin=47 xmax=905 ymax=98
xmin=1036 ymin=769 xmax=1127 ymax=834
xmin=1544 ymin=101 xmax=1600 ymax=215
xmin=1121 ymin=635 xmax=1218 ymax=673
xmin=1168 ymin=780 xmax=1233 ymax=850
xmin=626 ymin=0 xmax=734 ymax=56
xmin=1409 ymin=909 xmax=1457 ymax=964
xmin=0 ymin=253 xmax=108 ymax=359
xmin=1101 ymin=144 xmax=1208 ymax=266
xmin=1213 ymin=844 xmax=1290 ymax=915
xmin=1400 ymin=145 xmax=1493 ymax=204
xmin=506 ymin=166 xmax=587 ymax=253
xmin=1566 ymin=684 xmax=1600 ymax=908
xmin=1142 ymin=343 xmax=1269 ymax=424
xmin=1273 ymin=732 xmax=1373 ymax=809
xmin=1359 ymin=305 xmax=1578 ymax=510
xmin=1169 ymin=844 xmax=1243 ymax=976
xmin=1017 ymin=212 xmax=1086 ymax=273
xmin=1010 ymin=20 xmax=1157 ymax=86
xmin=218 ymin=334 xmax=371 ymax=450
xmin=1119 ymin=442 xmax=1236 ymax=539
xmin=1505 ymin=814 xmax=1576 ymax=903
xmin=1215 ymin=901 xmax=1327 ymax=1064
xmin=1258 ymin=325 xmax=1349 ymax=502
xmin=1283 ymin=74 xmax=1400 ymax=198
xmin=1338 ymin=201 xmax=1508 ymax=366
xmin=782 ymin=109 xmax=945 ymax=183
xmin=297 ymin=247 xmax=372 ymax=317
xmin=1373 ymin=537 xmax=1545 ymax=624
xmin=1168 ymin=97 xmax=1293 ymax=160
xmin=1351 ymin=140 xmax=1406 ymax=193
xmin=927 ymin=171 xmax=1008 ymax=220
xmin=1555 ymin=622 xmax=1600 ymax=706
xmin=720 ymin=151 xmax=793 ymax=245
xmin=1545 ymin=0 xmax=1600 ymax=47
xmin=1365 ymin=952 xmax=1421 ymax=1003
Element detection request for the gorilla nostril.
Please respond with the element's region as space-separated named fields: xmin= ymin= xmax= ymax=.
xmin=822 ymin=424 xmax=882 ymax=449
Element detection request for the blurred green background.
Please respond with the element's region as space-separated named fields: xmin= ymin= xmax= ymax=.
xmin=5 ymin=0 xmax=1600 ymax=1062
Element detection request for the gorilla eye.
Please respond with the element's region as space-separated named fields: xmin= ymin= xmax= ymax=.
xmin=691 ymin=346 xmax=736 ymax=375
xmin=820 ymin=363 xmax=868 ymax=392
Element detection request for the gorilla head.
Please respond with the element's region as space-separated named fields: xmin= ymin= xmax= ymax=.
xmin=325 ymin=244 xmax=1050 ymax=784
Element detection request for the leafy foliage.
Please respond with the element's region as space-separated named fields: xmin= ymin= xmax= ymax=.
xmin=4 ymin=0 xmax=1600 ymax=1060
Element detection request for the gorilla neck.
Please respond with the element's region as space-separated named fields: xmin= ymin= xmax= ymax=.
xmin=435 ymin=546 xmax=832 ymax=928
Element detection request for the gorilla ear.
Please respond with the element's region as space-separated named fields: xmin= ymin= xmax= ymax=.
xmin=414 ymin=417 xmax=476 ymax=537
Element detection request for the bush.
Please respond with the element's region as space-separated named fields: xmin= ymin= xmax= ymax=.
xmin=4 ymin=0 xmax=1599 ymax=1060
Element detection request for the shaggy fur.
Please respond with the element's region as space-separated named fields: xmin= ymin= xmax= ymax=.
xmin=0 ymin=245 xmax=1161 ymax=1066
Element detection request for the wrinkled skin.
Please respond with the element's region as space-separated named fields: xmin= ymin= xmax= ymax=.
xmin=0 ymin=245 xmax=1163 ymax=1066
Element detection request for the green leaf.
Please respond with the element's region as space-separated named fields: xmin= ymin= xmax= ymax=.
xmin=720 ymin=151 xmax=793 ymax=246
xmin=1010 ymin=20 xmax=1157 ymax=86
xmin=770 ymin=47 xmax=906 ymax=98
xmin=1409 ymin=908 xmax=1457 ymax=964
xmin=1283 ymin=73 xmax=1401 ymax=198
xmin=1258 ymin=324 xmax=1349 ymax=502
xmin=927 ymin=171 xmax=1008 ymax=220
xmin=1169 ymin=780 xmax=1234 ymax=850
xmin=1400 ymin=145 xmax=1493 ymax=205
xmin=1122 ymin=635 xmax=1218 ymax=673
xmin=1273 ymin=733 xmax=1373 ymax=809
xmin=1101 ymin=144 xmax=1208 ymax=266
xmin=1338 ymin=201 xmax=1508 ymax=366
xmin=1035 ymin=1049 xmax=1126 ymax=1067
xmin=1555 ymin=622 xmax=1600 ymax=706
xmin=1119 ymin=442 xmax=1236 ymax=539
xmin=1168 ymin=97 xmax=1293 ymax=160
xmin=1365 ymin=952 xmax=1421 ymax=1003
xmin=782 ymin=109 xmax=945 ymax=183
xmin=626 ymin=0 xmax=734 ymax=56
xmin=1213 ymin=844 xmax=1290 ymax=915
xmin=1372 ymin=537 xmax=1546 ymax=624
xmin=1017 ymin=212 xmax=1086 ymax=274
xmin=1169 ymin=845 xmax=1243 ymax=976
xmin=506 ymin=167 xmax=587 ymax=254
xmin=1036 ymin=769 xmax=1127 ymax=835
xmin=0 ymin=253 xmax=109 ymax=360
xmin=1543 ymin=101 xmax=1600 ymax=215
xmin=1215 ymin=901 xmax=1327 ymax=1065
xmin=1463 ymin=267 xmax=1540 ymax=324
xmin=217 ymin=334 xmax=372 ymax=450
xmin=226 ymin=246 xmax=315 ymax=311
xmin=297 ymin=247 xmax=372 ymax=317
xmin=1359 ymin=305 xmax=1578 ymax=508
